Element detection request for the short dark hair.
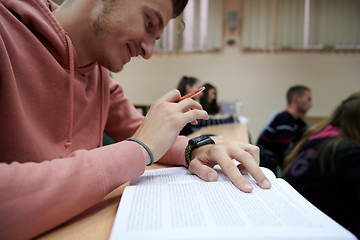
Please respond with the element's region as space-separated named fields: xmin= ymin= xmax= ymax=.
xmin=171 ymin=0 xmax=188 ymax=18
xmin=286 ymin=85 xmax=311 ymax=104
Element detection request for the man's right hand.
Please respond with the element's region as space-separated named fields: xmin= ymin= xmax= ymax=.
xmin=131 ymin=89 xmax=209 ymax=163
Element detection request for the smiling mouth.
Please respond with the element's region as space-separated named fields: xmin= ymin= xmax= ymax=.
xmin=128 ymin=43 xmax=138 ymax=57
xmin=122 ymin=44 xmax=130 ymax=64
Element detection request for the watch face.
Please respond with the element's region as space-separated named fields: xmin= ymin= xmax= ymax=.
xmin=189 ymin=135 xmax=214 ymax=146
xmin=186 ymin=135 xmax=215 ymax=164
xmin=191 ymin=135 xmax=208 ymax=143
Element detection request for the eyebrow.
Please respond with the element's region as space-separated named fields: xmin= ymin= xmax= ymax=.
xmin=153 ymin=10 xmax=164 ymax=29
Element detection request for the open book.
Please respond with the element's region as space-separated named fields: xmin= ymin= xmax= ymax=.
xmin=109 ymin=165 xmax=357 ymax=240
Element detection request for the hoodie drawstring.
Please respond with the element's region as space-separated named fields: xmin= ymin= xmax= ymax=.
xmin=64 ymin=34 xmax=74 ymax=149
xmin=63 ymin=35 xmax=104 ymax=149
xmin=98 ymin=64 xmax=104 ymax=147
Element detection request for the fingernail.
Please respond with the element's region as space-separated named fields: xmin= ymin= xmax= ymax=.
xmin=207 ymin=172 xmax=217 ymax=181
xmin=243 ymin=183 xmax=253 ymax=190
xmin=263 ymin=179 xmax=271 ymax=188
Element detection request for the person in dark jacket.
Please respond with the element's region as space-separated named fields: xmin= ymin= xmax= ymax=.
xmin=283 ymin=91 xmax=360 ymax=238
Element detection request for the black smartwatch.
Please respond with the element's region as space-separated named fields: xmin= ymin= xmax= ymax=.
xmin=185 ymin=135 xmax=215 ymax=164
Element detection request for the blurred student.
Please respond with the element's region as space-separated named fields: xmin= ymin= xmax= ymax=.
xmin=177 ymin=77 xmax=237 ymax=135
xmin=282 ymin=92 xmax=360 ymax=238
xmin=177 ymin=76 xmax=204 ymax=102
xmin=200 ymin=83 xmax=220 ymax=115
xmin=257 ymin=85 xmax=313 ymax=176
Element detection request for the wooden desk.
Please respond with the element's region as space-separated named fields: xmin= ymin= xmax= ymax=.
xmin=187 ymin=123 xmax=249 ymax=144
xmin=37 ymin=123 xmax=248 ymax=240
xmin=36 ymin=163 xmax=172 ymax=240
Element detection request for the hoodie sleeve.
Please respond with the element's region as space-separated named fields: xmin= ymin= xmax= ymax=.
xmin=0 ymin=141 xmax=146 ymax=240
xmin=0 ymin=78 xmax=188 ymax=240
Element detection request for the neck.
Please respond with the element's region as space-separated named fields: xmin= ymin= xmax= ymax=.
xmin=286 ymin=105 xmax=300 ymax=119
xmin=53 ymin=0 xmax=99 ymax=67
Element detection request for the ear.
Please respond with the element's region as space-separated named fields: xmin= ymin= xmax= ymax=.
xmin=293 ymin=94 xmax=300 ymax=103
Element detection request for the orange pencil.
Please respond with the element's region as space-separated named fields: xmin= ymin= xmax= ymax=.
xmin=174 ymin=86 xmax=205 ymax=103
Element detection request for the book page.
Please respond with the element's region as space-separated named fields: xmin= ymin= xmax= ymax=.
xmin=130 ymin=164 xmax=276 ymax=186
xmin=110 ymin=167 xmax=356 ymax=240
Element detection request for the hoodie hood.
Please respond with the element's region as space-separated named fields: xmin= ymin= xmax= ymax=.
xmin=5 ymin=0 xmax=72 ymax=67
xmin=1 ymin=0 xmax=104 ymax=153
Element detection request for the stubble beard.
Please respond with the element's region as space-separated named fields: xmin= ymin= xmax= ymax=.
xmin=89 ymin=4 xmax=125 ymax=72
xmin=297 ymin=104 xmax=308 ymax=117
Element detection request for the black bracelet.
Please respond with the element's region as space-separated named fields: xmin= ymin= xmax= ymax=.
xmin=126 ymin=138 xmax=154 ymax=166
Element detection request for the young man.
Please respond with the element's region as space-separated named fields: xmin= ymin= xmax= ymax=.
xmin=257 ymin=85 xmax=313 ymax=176
xmin=0 ymin=0 xmax=271 ymax=239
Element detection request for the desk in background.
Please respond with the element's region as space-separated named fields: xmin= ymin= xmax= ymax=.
xmin=133 ymin=103 xmax=151 ymax=116
xmin=187 ymin=123 xmax=249 ymax=144
xmin=37 ymin=123 xmax=248 ymax=240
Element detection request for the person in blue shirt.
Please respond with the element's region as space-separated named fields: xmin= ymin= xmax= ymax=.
xmin=257 ymin=85 xmax=313 ymax=176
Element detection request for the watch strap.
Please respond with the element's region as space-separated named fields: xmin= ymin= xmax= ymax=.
xmin=185 ymin=136 xmax=215 ymax=164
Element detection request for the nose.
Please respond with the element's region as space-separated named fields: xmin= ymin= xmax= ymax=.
xmin=140 ymin=38 xmax=155 ymax=60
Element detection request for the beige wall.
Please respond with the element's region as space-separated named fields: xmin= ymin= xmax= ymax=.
xmin=52 ymin=0 xmax=63 ymax=5
xmin=112 ymin=0 xmax=360 ymax=141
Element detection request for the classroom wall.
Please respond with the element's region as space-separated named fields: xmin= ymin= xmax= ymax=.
xmin=112 ymin=0 xmax=360 ymax=141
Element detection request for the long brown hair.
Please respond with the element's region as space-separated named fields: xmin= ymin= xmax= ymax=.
xmin=283 ymin=91 xmax=360 ymax=173
xmin=200 ymin=83 xmax=219 ymax=115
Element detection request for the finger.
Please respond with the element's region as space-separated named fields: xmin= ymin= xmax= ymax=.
xmin=188 ymin=159 xmax=219 ymax=182
xmin=226 ymin=145 xmax=271 ymax=190
xmin=183 ymin=109 xmax=209 ymax=124
xmin=237 ymin=163 xmax=248 ymax=174
xmin=160 ymin=89 xmax=181 ymax=102
xmin=190 ymin=119 xmax=198 ymax=125
xmin=177 ymin=98 xmax=203 ymax=111
xmin=215 ymin=153 xmax=255 ymax=193
xmin=235 ymin=143 xmax=260 ymax=165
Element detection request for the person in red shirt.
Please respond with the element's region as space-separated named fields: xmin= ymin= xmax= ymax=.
xmin=0 ymin=0 xmax=271 ymax=239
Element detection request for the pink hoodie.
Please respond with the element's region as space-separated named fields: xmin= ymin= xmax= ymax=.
xmin=0 ymin=0 xmax=188 ymax=239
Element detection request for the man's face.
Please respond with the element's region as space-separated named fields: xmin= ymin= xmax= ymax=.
xmin=297 ymin=90 xmax=313 ymax=115
xmin=84 ymin=0 xmax=173 ymax=72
